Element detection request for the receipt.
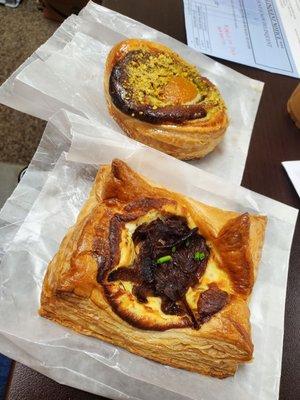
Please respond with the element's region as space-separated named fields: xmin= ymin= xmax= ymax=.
xmin=184 ymin=0 xmax=300 ymax=77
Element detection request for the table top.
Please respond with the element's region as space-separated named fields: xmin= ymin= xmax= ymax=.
xmin=4 ymin=0 xmax=300 ymax=399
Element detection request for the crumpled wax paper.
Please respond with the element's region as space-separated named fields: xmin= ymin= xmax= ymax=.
xmin=0 ymin=1 xmax=263 ymax=184
xmin=0 ymin=110 xmax=298 ymax=400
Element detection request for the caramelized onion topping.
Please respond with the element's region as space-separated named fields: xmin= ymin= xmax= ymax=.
xmin=108 ymin=215 xmax=211 ymax=327
xmin=197 ymin=284 xmax=229 ymax=324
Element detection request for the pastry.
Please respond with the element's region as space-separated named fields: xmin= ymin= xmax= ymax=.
xmin=40 ymin=159 xmax=267 ymax=378
xmin=104 ymin=39 xmax=229 ymax=160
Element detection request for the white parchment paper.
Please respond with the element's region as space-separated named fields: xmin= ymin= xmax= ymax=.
xmin=0 ymin=110 xmax=298 ymax=400
xmin=0 ymin=1 xmax=263 ymax=184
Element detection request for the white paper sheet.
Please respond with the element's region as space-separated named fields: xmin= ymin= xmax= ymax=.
xmin=0 ymin=1 xmax=263 ymax=185
xmin=0 ymin=110 xmax=298 ymax=400
xmin=282 ymin=160 xmax=300 ymax=198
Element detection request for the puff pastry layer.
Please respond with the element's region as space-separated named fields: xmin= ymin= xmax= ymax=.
xmin=40 ymin=160 xmax=266 ymax=378
xmin=104 ymin=39 xmax=229 ymax=160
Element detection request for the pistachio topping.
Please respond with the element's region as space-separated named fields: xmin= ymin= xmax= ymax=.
xmin=109 ymin=49 xmax=225 ymax=124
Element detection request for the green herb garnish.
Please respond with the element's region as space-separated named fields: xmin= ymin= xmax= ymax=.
xmin=171 ymin=246 xmax=176 ymax=253
xmin=194 ymin=251 xmax=205 ymax=261
xmin=156 ymin=255 xmax=172 ymax=264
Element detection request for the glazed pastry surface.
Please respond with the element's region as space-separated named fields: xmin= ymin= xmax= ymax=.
xmin=104 ymin=39 xmax=229 ymax=160
xmin=40 ymin=159 xmax=267 ymax=378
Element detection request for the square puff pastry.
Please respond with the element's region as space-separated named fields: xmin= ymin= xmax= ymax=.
xmin=40 ymin=159 xmax=267 ymax=378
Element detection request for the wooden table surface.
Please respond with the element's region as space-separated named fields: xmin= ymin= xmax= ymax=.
xmin=4 ymin=0 xmax=300 ymax=399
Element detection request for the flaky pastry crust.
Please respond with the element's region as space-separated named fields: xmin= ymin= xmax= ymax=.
xmin=104 ymin=39 xmax=229 ymax=160
xmin=40 ymin=160 xmax=266 ymax=378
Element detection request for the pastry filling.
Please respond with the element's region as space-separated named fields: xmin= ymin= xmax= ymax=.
xmin=107 ymin=215 xmax=228 ymax=328
xmin=109 ymin=50 xmax=223 ymax=124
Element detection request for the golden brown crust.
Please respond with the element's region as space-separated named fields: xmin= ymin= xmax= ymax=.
xmin=40 ymin=159 xmax=267 ymax=378
xmin=104 ymin=39 xmax=229 ymax=160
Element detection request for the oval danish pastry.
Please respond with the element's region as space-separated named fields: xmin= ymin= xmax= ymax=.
xmin=104 ymin=39 xmax=229 ymax=160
